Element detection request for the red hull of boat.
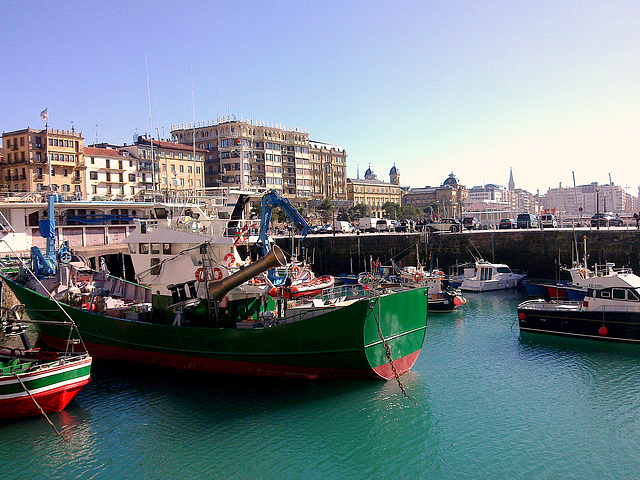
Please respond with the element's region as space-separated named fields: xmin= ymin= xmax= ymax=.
xmin=0 ymin=378 xmax=90 ymax=420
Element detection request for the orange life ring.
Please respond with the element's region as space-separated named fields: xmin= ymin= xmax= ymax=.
xmin=291 ymin=265 xmax=302 ymax=279
xmin=414 ymin=272 xmax=423 ymax=282
xmin=212 ymin=268 xmax=223 ymax=281
xmin=195 ymin=267 xmax=205 ymax=282
xmin=224 ymin=253 xmax=235 ymax=267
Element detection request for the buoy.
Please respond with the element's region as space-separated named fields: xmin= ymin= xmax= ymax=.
xmin=599 ymin=326 xmax=608 ymax=336
xmin=195 ymin=267 xmax=205 ymax=282
xmin=414 ymin=272 xmax=423 ymax=282
xmin=518 ymin=312 xmax=526 ymax=320
xmin=224 ymin=253 xmax=235 ymax=267
xmin=453 ymin=296 xmax=463 ymax=306
xmin=291 ymin=265 xmax=302 ymax=279
xmin=212 ymin=268 xmax=223 ymax=281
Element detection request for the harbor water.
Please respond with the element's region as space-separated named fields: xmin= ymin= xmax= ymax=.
xmin=3 ymin=288 xmax=640 ymax=479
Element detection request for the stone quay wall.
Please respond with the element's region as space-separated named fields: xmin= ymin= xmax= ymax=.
xmin=276 ymin=230 xmax=640 ymax=279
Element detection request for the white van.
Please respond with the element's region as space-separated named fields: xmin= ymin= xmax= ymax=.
xmin=376 ymin=219 xmax=393 ymax=232
xmin=358 ymin=217 xmax=380 ymax=232
xmin=332 ymin=220 xmax=354 ymax=233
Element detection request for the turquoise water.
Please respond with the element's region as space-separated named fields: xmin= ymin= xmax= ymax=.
xmin=3 ymin=289 xmax=640 ymax=479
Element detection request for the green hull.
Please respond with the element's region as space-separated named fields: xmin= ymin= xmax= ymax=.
xmin=2 ymin=276 xmax=427 ymax=380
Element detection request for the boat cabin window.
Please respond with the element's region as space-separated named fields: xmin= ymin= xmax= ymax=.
xmin=612 ymin=288 xmax=626 ymax=300
xmin=151 ymin=243 xmax=160 ymax=254
xmin=28 ymin=211 xmax=39 ymax=227
xmin=128 ymin=243 xmax=137 ymax=255
xmin=150 ymin=258 xmax=161 ymax=275
xmin=496 ymin=267 xmax=512 ymax=274
xmin=139 ymin=243 xmax=149 ymax=254
xmin=480 ymin=268 xmax=492 ymax=281
xmin=599 ymin=290 xmax=611 ymax=299
xmin=163 ymin=243 xmax=171 ymax=255
xmin=628 ymin=289 xmax=640 ymax=301
xmin=153 ymin=207 xmax=169 ymax=220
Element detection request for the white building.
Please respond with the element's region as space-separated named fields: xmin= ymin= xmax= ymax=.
xmin=543 ymin=182 xmax=638 ymax=218
xmin=84 ymin=146 xmax=138 ymax=200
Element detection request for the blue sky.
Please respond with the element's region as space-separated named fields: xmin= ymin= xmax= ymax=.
xmin=2 ymin=1 xmax=638 ymax=195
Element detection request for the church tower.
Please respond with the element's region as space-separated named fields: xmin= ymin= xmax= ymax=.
xmin=508 ymin=167 xmax=515 ymax=191
xmin=389 ymin=163 xmax=400 ymax=185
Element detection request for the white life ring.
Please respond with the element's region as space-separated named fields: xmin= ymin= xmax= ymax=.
xmin=212 ymin=268 xmax=223 ymax=281
xmin=224 ymin=253 xmax=235 ymax=267
xmin=291 ymin=265 xmax=302 ymax=279
xmin=195 ymin=267 xmax=205 ymax=282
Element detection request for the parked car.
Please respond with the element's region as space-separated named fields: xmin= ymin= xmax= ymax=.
xmin=318 ymin=224 xmax=333 ymax=233
xmin=462 ymin=217 xmax=481 ymax=230
xmin=427 ymin=218 xmax=462 ymax=233
xmin=517 ymin=213 xmax=539 ymax=229
xmin=499 ymin=218 xmax=517 ymax=229
xmin=590 ymin=213 xmax=624 ymax=227
xmin=539 ymin=214 xmax=558 ymax=228
xmin=395 ymin=219 xmax=411 ymax=233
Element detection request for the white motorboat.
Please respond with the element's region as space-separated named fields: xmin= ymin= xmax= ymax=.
xmin=460 ymin=260 xmax=526 ymax=292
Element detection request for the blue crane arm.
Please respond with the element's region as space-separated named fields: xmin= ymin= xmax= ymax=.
xmin=258 ymin=189 xmax=310 ymax=255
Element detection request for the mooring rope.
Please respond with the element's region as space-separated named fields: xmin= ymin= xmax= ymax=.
xmin=14 ymin=372 xmax=65 ymax=440
xmin=369 ymin=292 xmax=409 ymax=398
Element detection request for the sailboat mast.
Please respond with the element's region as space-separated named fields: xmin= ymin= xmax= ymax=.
xmin=146 ymin=55 xmax=156 ymax=193
xmin=191 ymin=66 xmax=197 ymax=198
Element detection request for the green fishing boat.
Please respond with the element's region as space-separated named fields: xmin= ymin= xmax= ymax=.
xmin=1 ymin=192 xmax=427 ymax=381
xmin=2 ymin=268 xmax=427 ymax=380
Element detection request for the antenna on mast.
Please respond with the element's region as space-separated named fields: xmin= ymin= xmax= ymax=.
xmin=191 ymin=65 xmax=197 ymax=196
xmin=146 ymin=54 xmax=156 ymax=192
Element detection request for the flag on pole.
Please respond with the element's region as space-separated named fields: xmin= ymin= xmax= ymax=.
xmin=40 ymin=108 xmax=48 ymax=122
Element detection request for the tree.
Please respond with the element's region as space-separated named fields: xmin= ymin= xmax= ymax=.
xmin=382 ymin=201 xmax=401 ymax=219
xmin=316 ymin=198 xmax=333 ymax=223
xmin=347 ymin=203 xmax=371 ymax=222
xmin=400 ymin=205 xmax=422 ymax=219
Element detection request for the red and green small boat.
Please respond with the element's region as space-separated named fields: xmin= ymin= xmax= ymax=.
xmin=0 ymin=347 xmax=92 ymax=420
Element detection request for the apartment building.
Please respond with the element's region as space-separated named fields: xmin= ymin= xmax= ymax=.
xmin=309 ymin=141 xmax=347 ymax=201
xmin=84 ymin=146 xmax=138 ymax=199
xmin=1 ymin=127 xmax=86 ymax=198
xmin=119 ymin=136 xmax=206 ymax=197
xmin=170 ymin=119 xmax=346 ymax=209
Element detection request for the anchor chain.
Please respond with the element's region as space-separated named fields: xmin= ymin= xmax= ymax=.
xmin=370 ymin=296 xmax=408 ymax=398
